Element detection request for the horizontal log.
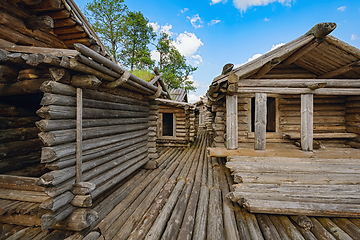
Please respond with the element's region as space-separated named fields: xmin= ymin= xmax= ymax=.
xmin=39 ymin=123 xmax=147 ymax=146
xmin=0 ymin=175 xmax=44 ymax=191
xmin=0 ymin=151 xmax=41 ymax=174
xmin=71 ymin=195 xmax=92 ymax=208
xmin=39 ymin=191 xmax=74 ymax=212
xmin=233 ymin=172 xmax=360 ymax=185
xmin=283 ymin=132 xmax=358 ymax=139
xmin=91 ymin=155 xmax=149 ymax=199
xmin=37 ymin=105 xmax=148 ymax=120
xmin=40 ymin=93 xmax=148 ymax=112
xmin=45 ymin=135 xmax=148 ymax=170
xmin=41 ymin=204 xmax=74 ymax=230
xmin=238 ymin=79 xmax=360 ymax=88
xmin=70 ymin=74 xmax=101 ymax=88
xmin=41 ymin=129 xmax=148 ymax=163
xmin=36 ymin=117 xmax=148 ymax=132
xmin=235 ymin=87 xmax=360 ymax=95
xmin=38 ymin=143 xmax=148 ymax=186
xmin=0 ymin=188 xmax=49 ymax=203
xmin=0 ymin=127 xmax=39 ymax=143
xmin=279 ymin=104 xmax=345 ymax=111
xmin=0 ymin=138 xmax=42 ymax=159
xmin=40 ymin=80 xmax=148 ymax=106
xmin=242 ymin=198 xmax=360 ymax=217
xmin=0 ymin=78 xmax=46 ymax=96
xmin=54 ymin=208 xmax=98 ymax=231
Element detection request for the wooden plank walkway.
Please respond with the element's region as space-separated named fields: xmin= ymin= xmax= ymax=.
xmin=3 ymin=131 xmax=360 ymax=239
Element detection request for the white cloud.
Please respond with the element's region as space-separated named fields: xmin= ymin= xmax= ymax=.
xmin=271 ymin=42 xmax=285 ymax=50
xmin=209 ymin=19 xmax=221 ymax=25
xmin=233 ymin=0 xmax=294 ymax=12
xmin=187 ymin=14 xmax=203 ymax=29
xmin=234 ymin=42 xmax=284 ymax=68
xmin=181 ymin=8 xmax=189 ymax=13
xmin=210 ymin=0 xmax=227 ymax=5
xmin=189 ymin=54 xmax=203 ymax=66
xmin=173 ymin=32 xmax=203 ymax=57
xmin=338 ymin=6 xmax=346 ymax=11
xmin=188 ymin=93 xmax=203 ymax=103
xmin=160 ymin=24 xmax=174 ymax=36
xmin=148 ymin=22 xmax=160 ymax=33
xmin=264 ymin=17 xmax=270 ymax=21
xmin=150 ymin=50 xmax=160 ymax=62
xmin=351 ymin=34 xmax=358 ymax=40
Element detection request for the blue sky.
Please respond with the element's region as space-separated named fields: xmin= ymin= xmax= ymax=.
xmin=74 ymin=0 xmax=360 ymax=102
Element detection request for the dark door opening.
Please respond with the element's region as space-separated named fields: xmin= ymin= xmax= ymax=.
xmin=162 ymin=113 xmax=174 ymax=136
xmin=251 ymin=97 xmax=276 ymax=132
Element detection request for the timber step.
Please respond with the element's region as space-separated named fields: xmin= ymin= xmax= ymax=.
xmin=227 ymin=156 xmax=360 ymax=218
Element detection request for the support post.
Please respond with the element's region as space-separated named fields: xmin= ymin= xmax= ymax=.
xmin=254 ymin=93 xmax=267 ymax=150
xmin=301 ymin=93 xmax=313 ymax=151
xmin=226 ymin=95 xmax=238 ymax=149
xmin=76 ymin=88 xmax=83 ymax=183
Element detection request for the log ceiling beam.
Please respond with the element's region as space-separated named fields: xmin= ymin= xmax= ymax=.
xmin=281 ymin=40 xmax=321 ymax=66
xmin=249 ymin=57 xmax=281 ymax=79
xmin=237 ymin=79 xmax=360 ymax=88
xmin=317 ymin=60 xmax=360 ymax=79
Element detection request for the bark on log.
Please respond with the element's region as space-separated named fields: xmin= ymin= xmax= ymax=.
xmin=36 ymin=105 xmax=148 ymax=120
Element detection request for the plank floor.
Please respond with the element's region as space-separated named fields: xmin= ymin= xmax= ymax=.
xmin=3 ymin=131 xmax=360 ymax=239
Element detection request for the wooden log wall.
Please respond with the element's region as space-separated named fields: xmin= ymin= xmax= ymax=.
xmin=211 ymin=99 xmax=225 ymax=148
xmin=346 ymin=96 xmax=360 ymax=148
xmin=148 ymin=100 xmax=159 ymax=160
xmin=279 ymin=95 xmax=347 ymax=135
xmin=34 ymin=80 xmax=150 ymax=230
xmin=157 ymin=105 xmax=196 ymax=147
xmin=0 ymin=93 xmax=42 ymax=174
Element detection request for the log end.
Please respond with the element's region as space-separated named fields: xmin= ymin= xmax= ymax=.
xmin=306 ymin=22 xmax=337 ymax=39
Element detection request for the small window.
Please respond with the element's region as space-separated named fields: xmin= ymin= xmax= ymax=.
xmin=162 ymin=113 xmax=174 ymax=136
xmin=251 ymin=97 xmax=276 ymax=132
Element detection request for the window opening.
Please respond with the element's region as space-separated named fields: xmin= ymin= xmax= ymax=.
xmin=251 ymin=97 xmax=276 ymax=132
xmin=162 ymin=113 xmax=174 ymax=136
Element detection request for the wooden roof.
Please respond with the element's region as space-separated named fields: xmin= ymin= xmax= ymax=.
xmin=170 ymin=88 xmax=188 ymax=102
xmin=0 ymin=0 xmax=111 ymax=59
xmin=208 ymin=22 xmax=360 ymax=100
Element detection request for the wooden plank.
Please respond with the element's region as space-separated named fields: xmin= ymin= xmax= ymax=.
xmin=0 ymin=188 xmax=49 ymax=203
xmin=301 ymin=94 xmax=313 ymax=151
xmin=284 ymin=132 xmax=358 ymax=139
xmin=76 ymin=88 xmax=82 ymax=183
xmin=254 ymin=93 xmax=267 ymax=150
xmin=235 ymin=87 xmax=360 ymax=95
xmin=238 ymin=79 xmax=360 ymax=88
xmin=226 ymin=95 xmax=238 ymax=149
xmin=242 ymin=199 xmax=360 ymax=217
xmin=0 ymin=175 xmax=44 ymax=191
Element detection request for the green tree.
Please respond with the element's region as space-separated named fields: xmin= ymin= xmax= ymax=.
xmin=85 ymin=0 xmax=127 ymax=62
xmin=155 ymin=33 xmax=197 ymax=91
xmin=120 ymin=11 xmax=156 ymax=71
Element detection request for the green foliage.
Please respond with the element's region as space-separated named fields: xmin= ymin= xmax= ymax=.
xmin=120 ymin=11 xmax=155 ymax=71
xmin=155 ymin=33 xmax=197 ymax=91
xmin=85 ymin=0 xmax=127 ymax=62
xmin=130 ymin=69 xmax=155 ymax=82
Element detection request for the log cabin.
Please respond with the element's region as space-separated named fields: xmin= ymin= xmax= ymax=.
xmin=0 ymin=0 xmax=172 ymax=234
xmin=207 ymin=22 xmax=360 ymax=218
xmin=156 ymin=89 xmax=198 ymax=147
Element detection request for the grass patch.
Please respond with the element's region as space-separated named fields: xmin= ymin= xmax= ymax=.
xmin=130 ymin=70 xmax=155 ymax=82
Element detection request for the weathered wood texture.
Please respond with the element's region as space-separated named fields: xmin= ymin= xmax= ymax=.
xmin=226 ymin=155 xmax=360 ymax=217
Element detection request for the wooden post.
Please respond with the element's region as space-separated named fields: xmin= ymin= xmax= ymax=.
xmin=254 ymin=93 xmax=267 ymax=150
xmin=301 ymin=93 xmax=313 ymax=151
xmin=226 ymin=95 xmax=238 ymax=149
xmin=76 ymin=88 xmax=83 ymax=183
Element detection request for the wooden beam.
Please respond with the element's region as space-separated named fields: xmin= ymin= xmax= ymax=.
xmin=250 ymin=58 xmax=281 ymax=79
xmin=318 ymin=60 xmax=360 ymax=79
xmin=254 ymin=93 xmax=267 ymax=150
xmin=25 ymin=16 xmax=54 ymax=30
xmin=281 ymin=40 xmax=321 ymax=66
xmin=238 ymin=79 xmax=360 ymax=88
xmin=301 ymin=94 xmax=313 ymax=151
xmin=235 ymin=87 xmax=360 ymax=95
xmin=226 ymin=95 xmax=238 ymax=149
xmin=76 ymin=88 xmax=82 ymax=184
xmin=0 ymin=45 xmax=78 ymax=56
